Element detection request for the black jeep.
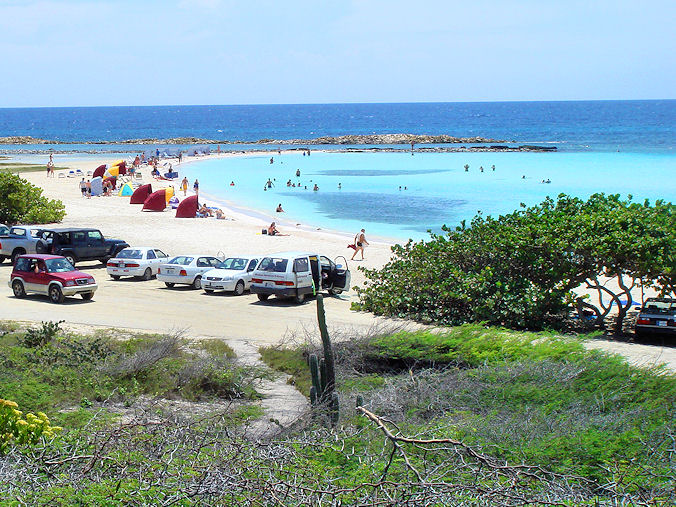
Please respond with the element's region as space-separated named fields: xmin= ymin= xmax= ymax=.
xmin=49 ymin=228 xmax=129 ymax=266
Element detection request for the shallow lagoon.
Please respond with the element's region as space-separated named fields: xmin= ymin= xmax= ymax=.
xmin=176 ymin=150 xmax=676 ymax=241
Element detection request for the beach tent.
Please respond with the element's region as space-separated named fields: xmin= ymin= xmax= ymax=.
xmin=118 ymin=182 xmax=134 ymax=196
xmin=115 ymin=161 xmax=127 ymax=175
xmin=142 ymin=189 xmax=167 ymax=212
xmin=90 ymin=177 xmax=103 ymax=197
xmin=92 ymin=164 xmax=107 ymax=179
xmin=104 ymin=166 xmax=120 ymax=178
xmin=164 ymin=186 xmax=174 ymax=204
xmin=130 ymin=183 xmax=152 ymax=204
xmin=103 ymin=176 xmax=117 ymax=190
xmin=175 ymin=195 xmax=198 ymax=218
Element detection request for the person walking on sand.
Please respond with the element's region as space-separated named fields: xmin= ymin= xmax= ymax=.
xmin=351 ymin=229 xmax=368 ymax=260
xmin=85 ymin=180 xmax=92 ymax=199
xmin=193 ymin=179 xmax=199 ymax=196
xmin=79 ymin=178 xmax=87 ymax=197
xmin=181 ymin=177 xmax=189 ymax=196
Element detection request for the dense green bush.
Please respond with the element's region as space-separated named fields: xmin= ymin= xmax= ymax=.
xmin=0 ymin=172 xmax=65 ymax=225
xmin=355 ymin=193 xmax=675 ymax=331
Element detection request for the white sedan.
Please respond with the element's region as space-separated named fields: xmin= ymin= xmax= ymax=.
xmin=106 ymin=247 xmax=170 ymax=280
xmin=157 ymin=254 xmax=222 ymax=289
xmin=202 ymin=256 xmax=261 ymax=295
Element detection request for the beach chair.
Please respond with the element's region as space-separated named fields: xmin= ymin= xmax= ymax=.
xmin=75 ymin=169 xmax=83 ymax=176
xmin=58 ymin=172 xmax=65 ymax=178
xmin=86 ymin=171 xmax=92 ymax=176
xmin=67 ymin=170 xmax=76 ymax=178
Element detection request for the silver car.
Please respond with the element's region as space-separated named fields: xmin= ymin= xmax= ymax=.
xmin=106 ymin=247 xmax=169 ymax=280
xmin=157 ymin=255 xmax=222 ymax=290
xmin=202 ymin=256 xmax=261 ymax=295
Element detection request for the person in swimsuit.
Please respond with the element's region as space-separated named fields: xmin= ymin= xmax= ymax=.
xmin=351 ymin=229 xmax=368 ymax=260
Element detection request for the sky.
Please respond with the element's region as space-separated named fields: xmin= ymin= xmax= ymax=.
xmin=0 ymin=0 xmax=674 ymax=107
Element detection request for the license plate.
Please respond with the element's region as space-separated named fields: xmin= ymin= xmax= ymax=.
xmin=657 ymin=320 xmax=667 ymax=327
xmin=119 ymin=263 xmax=126 ymax=268
xmin=166 ymin=269 xmax=175 ymax=273
xmin=265 ymin=281 xmax=274 ymax=287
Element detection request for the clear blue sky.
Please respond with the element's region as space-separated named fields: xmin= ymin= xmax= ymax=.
xmin=0 ymin=0 xmax=674 ymax=107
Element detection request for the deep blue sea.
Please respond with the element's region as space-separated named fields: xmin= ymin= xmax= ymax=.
xmin=0 ymin=100 xmax=674 ymax=153
xmin=1 ymin=101 xmax=674 ymax=240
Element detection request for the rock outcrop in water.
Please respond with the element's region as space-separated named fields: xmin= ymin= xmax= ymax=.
xmin=0 ymin=134 xmax=508 ymax=145
xmin=0 ymin=136 xmax=56 ymax=144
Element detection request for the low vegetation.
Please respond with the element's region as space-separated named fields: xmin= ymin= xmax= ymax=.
xmin=0 ymin=322 xmax=263 ymax=429
xmin=0 ymin=171 xmax=66 ymax=224
xmin=261 ymin=324 xmax=676 ymax=504
xmin=2 ymin=318 xmax=674 ymax=504
xmin=355 ymin=193 xmax=675 ymax=333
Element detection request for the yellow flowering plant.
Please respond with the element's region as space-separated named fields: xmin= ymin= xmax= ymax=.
xmin=0 ymin=398 xmax=62 ymax=454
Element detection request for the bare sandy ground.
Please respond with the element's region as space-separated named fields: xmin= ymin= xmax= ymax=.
xmin=1 ymin=154 xmax=674 ymax=372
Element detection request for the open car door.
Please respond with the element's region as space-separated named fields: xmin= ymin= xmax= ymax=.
xmin=330 ymin=255 xmax=351 ymax=294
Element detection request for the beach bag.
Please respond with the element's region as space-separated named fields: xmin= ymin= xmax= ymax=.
xmin=262 ymin=229 xmax=268 ymax=235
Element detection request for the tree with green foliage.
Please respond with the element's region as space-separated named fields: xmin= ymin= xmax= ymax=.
xmin=355 ymin=193 xmax=675 ymax=333
xmin=0 ymin=172 xmax=66 ymax=225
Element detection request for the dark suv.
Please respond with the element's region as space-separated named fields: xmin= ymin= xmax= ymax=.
xmin=635 ymin=298 xmax=676 ymax=338
xmin=49 ymin=228 xmax=129 ymax=266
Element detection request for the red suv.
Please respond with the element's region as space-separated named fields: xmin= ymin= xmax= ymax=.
xmin=9 ymin=254 xmax=98 ymax=303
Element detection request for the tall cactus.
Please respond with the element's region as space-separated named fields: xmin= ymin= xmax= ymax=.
xmin=308 ymin=294 xmax=339 ymax=425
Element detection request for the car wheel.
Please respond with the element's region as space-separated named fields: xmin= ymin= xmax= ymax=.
xmin=165 ymin=282 xmax=175 ymax=288
xmin=11 ymin=249 xmax=26 ymax=265
xmin=111 ymin=275 xmax=121 ymax=280
xmin=293 ymin=292 xmax=306 ymax=304
xmin=49 ymin=285 xmax=64 ymax=304
xmin=234 ymin=280 xmax=245 ymax=296
xmin=328 ymin=288 xmax=343 ymax=295
xmin=81 ymin=292 xmax=94 ymax=301
xmin=192 ymin=276 xmax=202 ymax=290
xmin=204 ymin=288 xmax=214 ymax=294
xmin=35 ymin=240 xmax=48 ymax=254
xmin=0 ymin=255 xmax=6 ymax=264
xmin=64 ymin=254 xmax=76 ymax=266
xmin=141 ymin=268 xmax=152 ymax=281
xmin=257 ymin=294 xmax=270 ymax=301
xmin=101 ymin=257 xmax=110 ymax=266
xmin=12 ymin=280 xmax=25 ymax=298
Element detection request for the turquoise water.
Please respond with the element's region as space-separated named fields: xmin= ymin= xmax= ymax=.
xmin=178 ymin=151 xmax=676 ymax=241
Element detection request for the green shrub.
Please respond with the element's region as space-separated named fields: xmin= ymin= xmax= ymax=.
xmin=20 ymin=320 xmax=64 ymax=348
xmin=356 ymin=194 xmax=675 ymax=331
xmin=0 ymin=172 xmax=66 ymax=225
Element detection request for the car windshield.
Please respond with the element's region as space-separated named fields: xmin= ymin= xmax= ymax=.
xmin=168 ymin=256 xmax=194 ymax=265
xmin=259 ymin=257 xmax=288 ymax=272
xmin=217 ymin=258 xmax=249 ymax=270
xmin=117 ymin=249 xmax=143 ymax=259
xmin=641 ymin=300 xmax=676 ymax=315
xmin=44 ymin=258 xmax=75 ymax=273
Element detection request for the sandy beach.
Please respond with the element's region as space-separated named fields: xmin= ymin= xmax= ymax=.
xmin=0 ymin=153 xmax=674 ymax=371
xmin=0 ymin=153 xmax=399 ymax=344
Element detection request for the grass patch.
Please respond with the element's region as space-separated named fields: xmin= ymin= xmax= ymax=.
xmin=259 ymin=345 xmax=311 ymax=396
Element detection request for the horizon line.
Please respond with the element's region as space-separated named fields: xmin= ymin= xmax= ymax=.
xmin=0 ymin=98 xmax=674 ymax=110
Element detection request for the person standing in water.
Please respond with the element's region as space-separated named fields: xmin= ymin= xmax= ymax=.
xmin=351 ymin=229 xmax=369 ymax=261
xmin=193 ymin=179 xmax=199 ymax=196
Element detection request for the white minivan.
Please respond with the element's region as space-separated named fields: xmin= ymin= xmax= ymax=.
xmin=249 ymin=251 xmax=351 ymax=304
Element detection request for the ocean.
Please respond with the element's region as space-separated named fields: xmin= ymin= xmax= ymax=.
xmin=1 ymin=101 xmax=674 ymax=240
